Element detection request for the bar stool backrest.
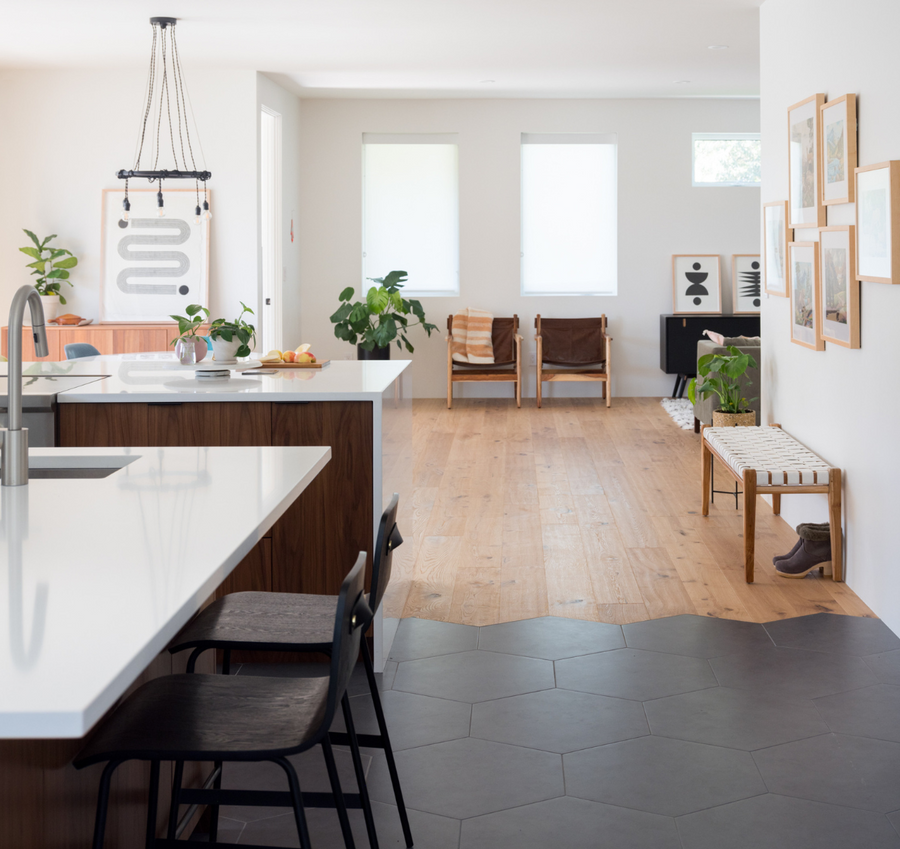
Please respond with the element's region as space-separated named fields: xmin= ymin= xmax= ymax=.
xmin=369 ymin=493 xmax=402 ymax=616
xmin=322 ymin=552 xmax=373 ymax=737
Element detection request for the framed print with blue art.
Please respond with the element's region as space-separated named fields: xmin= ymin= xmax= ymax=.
xmin=820 ymin=94 xmax=857 ymax=206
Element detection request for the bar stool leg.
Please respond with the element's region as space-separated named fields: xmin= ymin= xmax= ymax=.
xmin=92 ymin=759 xmax=122 ymax=849
xmin=342 ymin=692 xmax=381 ymax=849
xmin=362 ymin=641 xmax=413 ymax=848
xmin=167 ymin=760 xmax=184 ymax=840
xmin=209 ymin=760 xmax=224 ymax=842
xmin=276 ymin=756 xmax=313 ymax=849
xmin=322 ymin=736 xmax=357 ymax=849
xmin=145 ymin=760 xmax=160 ymax=849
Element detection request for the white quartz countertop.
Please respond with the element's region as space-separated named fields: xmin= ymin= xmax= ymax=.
xmin=0 ymin=444 xmax=330 ymax=738
xmin=7 ymin=354 xmax=410 ymax=403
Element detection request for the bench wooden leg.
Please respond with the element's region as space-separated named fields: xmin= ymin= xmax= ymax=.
xmin=772 ymin=493 xmax=781 ymax=515
xmin=701 ymin=430 xmax=711 ymax=517
xmin=829 ymin=468 xmax=843 ymax=582
xmin=743 ymin=468 xmax=757 ymax=583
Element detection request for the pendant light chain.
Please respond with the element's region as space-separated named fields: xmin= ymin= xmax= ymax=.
xmin=133 ymin=22 xmax=158 ymax=171
xmin=171 ymin=26 xmax=198 ymax=172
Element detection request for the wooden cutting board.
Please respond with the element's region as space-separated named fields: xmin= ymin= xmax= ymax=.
xmin=263 ymin=359 xmax=331 ymax=369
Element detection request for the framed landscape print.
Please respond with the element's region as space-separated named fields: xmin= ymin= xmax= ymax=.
xmin=672 ymin=255 xmax=722 ymax=314
xmin=788 ymin=94 xmax=826 ymax=229
xmin=789 ymin=241 xmax=824 ymax=351
xmin=101 ymin=188 xmax=210 ymax=323
xmin=763 ymin=200 xmax=791 ymax=297
xmin=855 ymin=161 xmax=900 ymax=284
xmin=732 ymin=255 xmax=762 ymax=313
xmin=820 ymin=94 xmax=857 ymax=205
xmin=818 ymin=225 xmax=859 ymax=348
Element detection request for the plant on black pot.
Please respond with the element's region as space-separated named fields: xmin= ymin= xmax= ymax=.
xmin=329 ymin=270 xmax=438 ymax=360
xmin=687 ymin=345 xmax=759 ymax=427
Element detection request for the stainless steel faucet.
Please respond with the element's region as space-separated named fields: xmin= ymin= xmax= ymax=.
xmin=2 ymin=286 xmax=49 ymax=486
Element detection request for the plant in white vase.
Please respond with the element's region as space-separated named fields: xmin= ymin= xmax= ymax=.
xmin=208 ymin=302 xmax=256 ymax=362
xmin=18 ymin=229 xmax=78 ymax=323
xmin=169 ymin=304 xmax=209 ymax=365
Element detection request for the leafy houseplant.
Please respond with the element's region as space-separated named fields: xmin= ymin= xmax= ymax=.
xmin=169 ymin=304 xmax=209 ymax=364
xmin=330 ymin=270 xmax=438 ymax=360
xmin=688 ymin=345 xmax=759 ymax=427
xmin=208 ymin=302 xmax=256 ymax=361
xmin=19 ymin=230 xmax=78 ymax=322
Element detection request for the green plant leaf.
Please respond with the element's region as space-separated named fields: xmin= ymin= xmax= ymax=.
xmin=59 ymin=294 xmax=67 ymax=306
xmin=46 ymin=269 xmax=69 ymax=279
xmin=373 ymin=315 xmax=398 ymax=348
xmin=23 ymin=229 xmax=42 ymax=250
xmin=236 ymin=344 xmax=251 ymax=358
xmin=53 ymin=256 xmax=78 ymax=270
xmin=366 ymin=286 xmax=390 ymax=315
xmin=219 ymin=328 xmax=233 ymax=342
xmin=40 ymin=234 xmax=57 ymax=247
xmin=339 ymin=286 xmax=355 ymax=302
xmin=408 ymin=298 xmax=426 ymax=322
xmin=186 ymin=304 xmax=203 ymax=316
xmin=330 ymin=303 xmax=353 ymax=324
xmin=379 ymin=270 xmax=408 ymax=289
xmin=350 ymin=302 xmax=370 ymax=325
xmin=389 ymin=291 xmax=404 ymax=312
xmin=25 ymin=260 xmax=46 ymax=272
xmin=19 ymin=247 xmax=42 ymax=260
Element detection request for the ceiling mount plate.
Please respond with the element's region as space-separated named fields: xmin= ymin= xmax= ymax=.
xmin=150 ymin=17 xmax=177 ymax=27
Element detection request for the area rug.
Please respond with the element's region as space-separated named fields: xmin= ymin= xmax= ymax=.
xmin=660 ymin=397 xmax=694 ymax=430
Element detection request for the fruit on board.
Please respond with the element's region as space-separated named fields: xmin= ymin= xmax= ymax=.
xmin=296 ymin=352 xmax=316 ymax=363
xmin=295 ymin=343 xmax=311 ymax=354
xmin=260 ymin=350 xmax=282 ymax=363
xmin=282 ymin=350 xmax=298 ymax=363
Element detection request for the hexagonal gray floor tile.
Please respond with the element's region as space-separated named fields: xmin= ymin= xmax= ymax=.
xmin=624 ymin=615 xmax=772 ymax=659
xmin=460 ymin=796 xmax=681 ymax=849
xmin=478 ymin=616 xmax=625 ymax=660
xmin=677 ymin=793 xmax=900 ymax=849
xmin=366 ymin=738 xmax=564 ymax=819
xmin=764 ymin=613 xmax=900 ymax=657
xmin=753 ymin=733 xmax=900 ymax=813
xmin=889 ymin=809 xmax=900 ymax=839
xmin=815 ymin=684 xmax=900 ymax=742
xmin=335 ymin=689 xmax=472 ymax=751
xmin=564 ymin=736 xmax=765 ymax=817
xmin=393 ymin=650 xmax=554 ymax=703
xmin=644 ymin=686 xmax=829 ymax=751
xmin=470 ymin=688 xmax=648 ymax=753
xmin=388 ymin=618 xmax=479 ymax=662
xmin=865 ymin=650 xmax=900 ymax=685
xmin=709 ymin=646 xmax=877 ymax=701
xmin=556 ymin=648 xmax=717 ymax=701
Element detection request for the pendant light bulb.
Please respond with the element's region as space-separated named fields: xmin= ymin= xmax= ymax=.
xmin=202 ymin=199 xmax=212 ymax=221
xmin=157 ymin=189 xmax=165 ymax=218
xmin=122 ymin=197 xmax=131 ymax=222
xmin=194 ymin=205 xmax=202 ymax=225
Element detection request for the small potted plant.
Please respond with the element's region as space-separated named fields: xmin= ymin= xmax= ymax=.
xmin=688 ymin=345 xmax=759 ymax=427
xmin=169 ymin=304 xmax=209 ymax=364
xmin=330 ymin=270 xmax=438 ymax=360
xmin=208 ymin=302 xmax=256 ymax=362
xmin=18 ymin=230 xmax=78 ymax=323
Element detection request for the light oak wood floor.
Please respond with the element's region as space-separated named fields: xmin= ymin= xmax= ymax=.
xmin=394 ymin=397 xmax=874 ymax=626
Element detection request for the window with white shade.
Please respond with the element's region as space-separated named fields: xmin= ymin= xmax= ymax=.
xmin=362 ymin=134 xmax=459 ymax=296
xmin=520 ymin=134 xmax=618 ymax=296
xmin=692 ymin=133 xmax=761 ymax=187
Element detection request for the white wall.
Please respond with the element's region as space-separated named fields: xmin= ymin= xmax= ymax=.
xmin=296 ymin=97 xmax=761 ymax=397
xmin=256 ymin=74 xmax=302 ymax=345
xmin=0 ymin=68 xmax=258 ymax=324
xmin=760 ymin=0 xmax=900 ymax=632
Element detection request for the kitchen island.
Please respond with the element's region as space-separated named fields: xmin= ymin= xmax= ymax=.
xmin=0 ymin=444 xmax=330 ymax=847
xmin=6 ymin=354 xmax=414 ymax=668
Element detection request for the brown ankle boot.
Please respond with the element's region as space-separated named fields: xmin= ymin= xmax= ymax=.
xmin=773 ymin=523 xmax=830 ymax=566
xmin=776 ymin=525 xmax=831 ymax=578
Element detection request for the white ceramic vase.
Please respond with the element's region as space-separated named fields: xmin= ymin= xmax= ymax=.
xmin=211 ymin=335 xmax=242 ymax=363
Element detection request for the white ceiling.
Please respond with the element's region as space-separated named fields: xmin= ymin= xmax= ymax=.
xmin=0 ymin=0 xmax=762 ymax=98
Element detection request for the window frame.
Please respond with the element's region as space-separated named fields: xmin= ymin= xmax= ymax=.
xmin=361 ymin=133 xmax=460 ymax=298
xmin=691 ymin=132 xmax=762 ymax=188
xmin=520 ymin=132 xmax=619 ymax=298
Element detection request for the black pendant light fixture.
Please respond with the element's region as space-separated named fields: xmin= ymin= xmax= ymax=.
xmin=117 ymin=17 xmax=211 ymax=225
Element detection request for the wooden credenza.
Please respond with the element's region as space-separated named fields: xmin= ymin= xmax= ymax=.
xmin=1 ymin=323 xmax=209 ymax=361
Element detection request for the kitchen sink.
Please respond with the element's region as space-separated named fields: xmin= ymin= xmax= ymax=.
xmin=28 ymin=467 xmax=122 ymax=479
xmin=26 ymin=454 xmax=140 ymax=480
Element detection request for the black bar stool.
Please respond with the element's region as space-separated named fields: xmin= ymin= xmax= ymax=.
xmin=75 ymin=552 xmax=372 ymax=849
xmin=168 ymin=493 xmax=412 ymax=849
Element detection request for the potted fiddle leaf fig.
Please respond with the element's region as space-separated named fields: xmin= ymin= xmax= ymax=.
xmin=19 ymin=230 xmax=78 ymax=323
xmin=329 ymin=270 xmax=438 ymax=360
xmin=688 ymin=345 xmax=759 ymax=427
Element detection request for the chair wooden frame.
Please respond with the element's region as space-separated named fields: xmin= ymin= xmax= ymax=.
xmin=701 ymin=423 xmax=843 ymax=584
xmin=535 ymin=315 xmax=612 ymax=409
xmin=446 ymin=314 xmax=523 ymax=409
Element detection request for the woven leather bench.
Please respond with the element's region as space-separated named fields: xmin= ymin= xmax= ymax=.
xmin=701 ymin=423 xmax=842 ymax=583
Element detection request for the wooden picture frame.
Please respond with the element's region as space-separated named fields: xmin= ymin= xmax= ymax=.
xmin=818 ymin=225 xmax=859 ymax=348
xmin=788 ymin=94 xmax=826 ymax=229
xmin=763 ymin=200 xmax=792 ymax=297
xmin=855 ymin=161 xmax=900 ymax=284
xmin=671 ymin=255 xmax=722 ymax=314
xmin=789 ymin=241 xmax=824 ymax=351
xmin=821 ymin=94 xmax=857 ymax=205
xmin=100 ymin=188 xmax=211 ymax=323
xmin=732 ymin=255 xmax=762 ymax=314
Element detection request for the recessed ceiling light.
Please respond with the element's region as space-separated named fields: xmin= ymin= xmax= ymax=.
xmin=674 ymin=80 xmax=691 ymax=84
xmin=708 ymin=44 xmax=729 ymax=50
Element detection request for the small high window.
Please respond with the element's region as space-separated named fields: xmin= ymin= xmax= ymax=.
xmin=692 ymin=133 xmax=761 ymax=187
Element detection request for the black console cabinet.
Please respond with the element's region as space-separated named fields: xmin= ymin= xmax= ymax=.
xmin=660 ymin=314 xmax=760 ymax=397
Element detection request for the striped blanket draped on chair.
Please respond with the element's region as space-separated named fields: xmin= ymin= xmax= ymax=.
xmin=451 ymin=308 xmax=495 ymax=364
